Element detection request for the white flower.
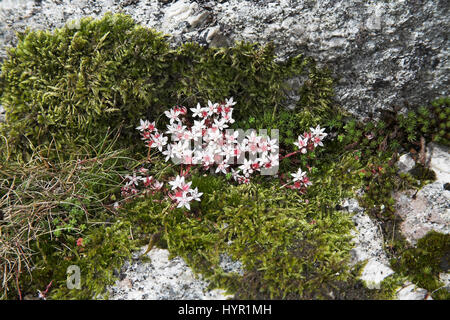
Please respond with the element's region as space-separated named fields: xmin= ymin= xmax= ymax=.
xmin=169 ymin=175 xmax=185 ymax=190
xmin=190 ymin=103 xmax=204 ymax=118
xmin=151 ymin=133 xmax=168 ymax=151
xmin=136 ymin=119 xmax=150 ymax=132
xmin=214 ymin=118 xmax=229 ymax=131
xmin=239 ymin=158 xmax=254 ymax=176
xmin=206 ymin=100 xmax=218 ymax=115
xmin=152 ymin=180 xmax=164 ymax=190
xmin=162 ymin=143 xmax=175 ymax=162
xmin=294 ymin=136 xmax=308 ymax=148
xmin=190 ymin=187 xmax=203 ymax=202
xmin=310 ymin=125 xmax=327 ymax=139
xmin=125 ymin=173 xmax=141 ymax=186
xmin=176 ymin=192 xmax=193 ymax=210
xmin=225 ymin=97 xmax=237 ymax=107
xmin=165 ymin=122 xmax=186 ymax=137
xmin=291 ymin=168 xmax=306 ymax=182
xmin=215 ymin=162 xmax=230 ymax=174
xmin=164 ymin=108 xmax=181 ymax=123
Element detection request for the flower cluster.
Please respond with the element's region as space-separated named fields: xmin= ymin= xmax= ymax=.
xmin=167 ymin=175 xmax=203 ymax=210
xmin=121 ymin=98 xmax=327 ymax=210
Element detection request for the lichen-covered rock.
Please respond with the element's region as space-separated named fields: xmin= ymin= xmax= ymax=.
xmin=349 ymin=210 xmax=390 ymax=267
xmin=393 ymin=182 xmax=450 ymax=246
xmin=426 ymin=143 xmax=450 ymax=183
xmin=107 ymin=247 xmax=233 ymax=300
xmin=360 ymin=259 xmax=394 ymax=289
xmin=396 ymin=282 xmax=430 ymax=300
xmin=0 ymin=0 xmax=448 ymax=116
xmin=219 ymin=253 xmax=244 ymax=276
xmin=341 ymin=198 xmax=395 ymax=288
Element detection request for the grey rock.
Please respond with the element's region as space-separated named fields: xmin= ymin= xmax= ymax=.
xmin=349 ymin=210 xmax=390 ymax=267
xmin=0 ymin=0 xmax=448 ymax=117
xmin=360 ymin=259 xmax=394 ymax=289
xmin=426 ymin=143 xmax=450 ymax=183
xmin=394 ymin=143 xmax=450 ymax=245
xmin=219 ymin=253 xmax=244 ymax=276
xmin=397 ymin=153 xmax=415 ymax=174
xmin=396 ymin=282 xmax=430 ymax=300
xmin=341 ymin=198 xmax=364 ymax=214
xmin=439 ymin=273 xmax=450 ymax=292
xmin=341 ymin=198 xmax=394 ymax=288
xmin=106 ymin=247 xmax=233 ymax=300
xmin=393 ymin=181 xmax=450 ymax=245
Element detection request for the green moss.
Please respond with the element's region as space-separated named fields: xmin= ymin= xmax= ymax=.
xmin=391 ymin=231 xmax=450 ymax=300
xmin=121 ymin=172 xmax=358 ymax=299
xmin=0 ymin=13 xmax=331 ymax=161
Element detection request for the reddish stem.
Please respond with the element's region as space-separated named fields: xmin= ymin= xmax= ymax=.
xmin=280 ymin=149 xmax=302 ymax=160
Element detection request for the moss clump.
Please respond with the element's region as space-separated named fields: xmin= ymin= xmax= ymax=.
xmin=0 ymin=13 xmax=331 ymax=161
xmin=121 ymin=172 xmax=358 ymax=300
xmin=0 ymin=13 xmax=170 ymax=159
xmin=391 ymin=231 xmax=450 ymax=300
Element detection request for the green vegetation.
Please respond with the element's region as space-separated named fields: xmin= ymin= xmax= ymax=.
xmin=0 ymin=133 xmax=141 ymax=299
xmin=391 ymin=231 xmax=450 ymax=300
xmin=0 ymin=12 xmax=323 ymax=161
xmin=0 ymin=13 xmax=448 ymax=300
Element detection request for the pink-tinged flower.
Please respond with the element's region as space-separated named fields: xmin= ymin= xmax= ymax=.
xmin=312 ymin=136 xmax=324 ymax=148
xmin=215 ymin=162 xmax=230 ymax=174
xmin=207 ymin=100 xmax=218 ymax=115
xmin=141 ymin=130 xmax=152 ymax=141
xmin=139 ymin=167 xmax=149 ymax=174
xmin=180 ymin=180 xmax=193 ymax=192
xmin=175 ymin=106 xmax=187 ymax=115
xmin=247 ymin=142 xmax=259 ymax=154
xmin=303 ymin=132 xmax=312 ymax=140
xmin=164 ymin=108 xmax=181 ymax=123
xmin=182 ymin=150 xmax=194 ymax=165
xmin=176 ymin=192 xmax=193 ymax=210
xmin=152 ymin=180 xmax=164 ymax=191
xmin=201 ymin=151 xmax=214 ymax=167
xmin=302 ymin=176 xmax=312 ymax=186
xmin=294 ymin=136 xmax=309 ymax=153
xmin=251 ymin=162 xmax=260 ymax=170
xmin=76 ymin=238 xmax=84 ymax=247
xmin=140 ymin=175 xmax=153 ymax=187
